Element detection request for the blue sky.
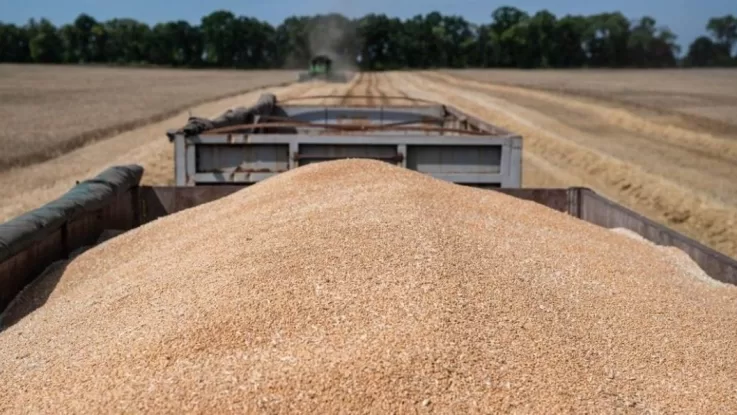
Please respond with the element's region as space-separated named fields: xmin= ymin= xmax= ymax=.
xmin=0 ymin=0 xmax=733 ymax=51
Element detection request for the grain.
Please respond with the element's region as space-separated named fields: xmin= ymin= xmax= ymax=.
xmin=1 ymin=159 xmax=736 ymax=414
xmin=610 ymin=227 xmax=726 ymax=287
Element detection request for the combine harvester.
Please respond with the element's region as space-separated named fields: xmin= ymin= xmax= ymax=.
xmin=297 ymin=55 xmax=349 ymax=82
xmin=1 ymin=92 xmax=736 ymax=312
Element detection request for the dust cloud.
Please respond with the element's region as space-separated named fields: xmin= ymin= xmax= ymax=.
xmin=306 ymin=13 xmax=359 ymax=71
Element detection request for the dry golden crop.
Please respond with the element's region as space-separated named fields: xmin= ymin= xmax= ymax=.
xmin=442 ymin=68 xmax=737 ymax=133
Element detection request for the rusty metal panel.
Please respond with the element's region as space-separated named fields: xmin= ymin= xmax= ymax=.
xmin=177 ymin=135 xmax=521 ymax=187
xmin=0 ymin=228 xmax=65 ymax=313
xmin=194 ymin=172 xmax=277 ymax=183
xmin=0 ymin=188 xmax=139 ymax=314
xmin=139 ymin=186 xmax=245 ymax=222
xmin=175 ymin=135 xmax=186 ymax=186
xmin=196 ymin=144 xmax=289 ymax=173
xmin=505 ymin=137 xmax=522 ymax=188
xmin=65 ymin=211 xmax=104 ymax=252
xmin=101 ymin=190 xmax=138 ymax=230
xmin=495 ymin=188 xmax=569 ymax=212
xmin=444 ymin=105 xmax=517 ymax=137
xmin=297 ymin=144 xmax=399 ymax=166
xmin=172 ymin=102 xmax=523 ymax=187
xmin=577 ymin=189 xmax=737 ymax=285
xmin=187 ymin=135 xmax=517 ymax=146
xmin=407 ymin=145 xmax=502 ymax=175
xmin=283 ymin=105 xmax=446 ymax=126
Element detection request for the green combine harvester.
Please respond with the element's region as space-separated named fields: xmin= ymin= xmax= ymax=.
xmin=298 ymin=55 xmax=349 ymax=82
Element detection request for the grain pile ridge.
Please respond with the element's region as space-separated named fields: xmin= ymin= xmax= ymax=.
xmin=1 ymin=158 xmax=736 ymax=414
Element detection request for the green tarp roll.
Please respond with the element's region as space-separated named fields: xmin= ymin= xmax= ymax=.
xmin=0 ymin=165 xmax=143 ymax=263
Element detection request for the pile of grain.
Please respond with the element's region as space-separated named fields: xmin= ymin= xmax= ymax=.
xmin=610 ymin=227 xmax=728 ymax=288
xmin=1 ymin=159 xmax=736 ymax=413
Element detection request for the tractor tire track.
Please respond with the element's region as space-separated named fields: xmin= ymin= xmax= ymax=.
xmin=370 ymin=73 xmax=388 ymax=105
xmin=363 ymin=73 xmax=377 ymax=106
xmin=339 ymin=73 xmax=364 ymax=105
xmin=385 ymin=74 xmax=411 ymax=101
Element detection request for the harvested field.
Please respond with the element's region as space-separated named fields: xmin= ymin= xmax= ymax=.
xmin=1 ymin=159 xmax=735 ymax=413
xmin=443 ymin=68 xmax=737 ymax=134
xmin=2 ymin=68 xmax=737 ymax=261
xmin=395 ymin=71 xmax=737 ymax=258
xmin=0 ymin=73 xmax=398 ymax=223
xmin=0 ymin=80 xmax=323 ymax=222
xmin=0 ymin=64 xmax=297 ymax=170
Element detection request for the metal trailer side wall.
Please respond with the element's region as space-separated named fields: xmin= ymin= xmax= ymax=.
xmin=0 ymin=166 xmax=142 ymax=313
xmin=175 ymin=135 xmax=522 ymax=188
xmin=572 ymin=188 xmax=737 ymax=285
xmin=173 ymin=104 xmax=523 ymax=188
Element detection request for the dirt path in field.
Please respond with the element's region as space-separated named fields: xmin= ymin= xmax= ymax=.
xmin=393 ymin=72 xmax=737 ymax=257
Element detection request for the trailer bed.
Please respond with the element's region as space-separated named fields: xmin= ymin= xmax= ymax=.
xmin=1 ymin=166 xmax=735 ymax=313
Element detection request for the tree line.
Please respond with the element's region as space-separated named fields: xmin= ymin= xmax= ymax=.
xmin=0 ymin=7 xmax=735 ymax=69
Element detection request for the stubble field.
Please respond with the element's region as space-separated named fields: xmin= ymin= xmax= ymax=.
xmin=0 ymin=64 xmax=297 ymax=170
xmin=443 ymin=68 xmax=737 ymax=134
xmin=1 ymin=65 xmax=736 ymax=258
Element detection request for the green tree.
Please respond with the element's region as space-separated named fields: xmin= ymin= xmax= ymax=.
xmin=233 ymin=17 xmax=278 ymax=68
xmin=274 ymin=16 xmax=311 ymax=68
xmin=103 ymin=18 xmax=152 ymax=64
xmin=0 ymin=23 xmax=31 ymax=62
xmin=28 ymin=18 xmax=63 ymax=63
xmin=358 ymin=14 xmax=406 ymax=70
xmin=583 ymin=13 xmax=631 ymax=67
xmin=707 ymin=15 xmax=737 ymax=56
xmin=146 ymin=21 xmax=202 ymax=66
xmin=490 ymin=6 xmax=530 ymax=67
xmin=685 ymin=36 xmax=724 ymax=66
xmin=526 ymin=10 xmax=557 ymax=68
xmin=201 ymin=10 xmax=238 ymax=67
xmin=89 ymin=24 xmax=109 ymax=62
xmin=551 ymin=15 xmax=587 ymax=67
xmin=4 ymin=9 xmax=737 ymax=70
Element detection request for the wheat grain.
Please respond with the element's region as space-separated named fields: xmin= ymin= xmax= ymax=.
xmin=1 ymin=158 xmax=736 ymax=414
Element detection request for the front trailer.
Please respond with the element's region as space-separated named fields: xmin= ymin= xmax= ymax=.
xmin=168 ymin=95 xmax=522 ymax=189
